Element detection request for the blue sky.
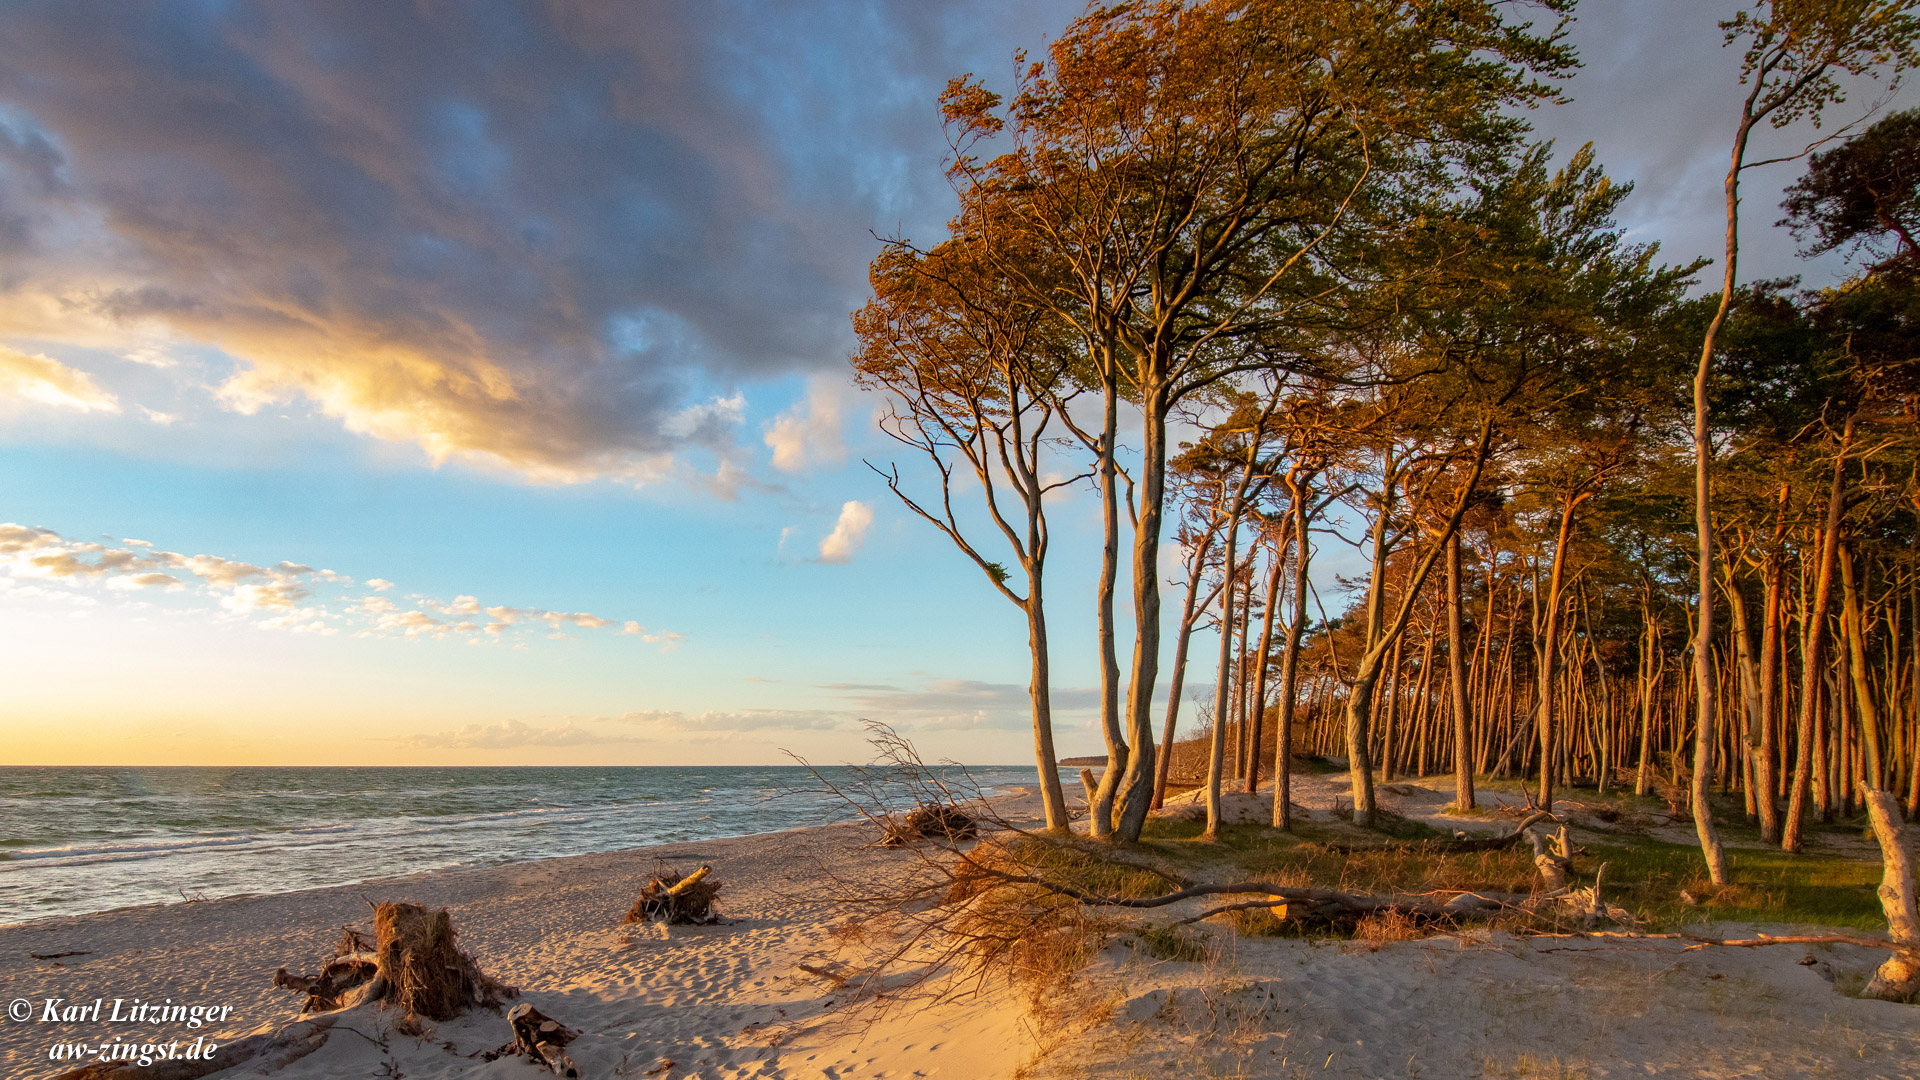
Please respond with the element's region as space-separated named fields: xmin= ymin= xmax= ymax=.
xmin=0 ymin=0 xmax=1910 ymax=765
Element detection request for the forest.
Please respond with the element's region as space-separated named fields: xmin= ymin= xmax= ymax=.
xmin=849 ymin=0 xmax=1920 ymax=910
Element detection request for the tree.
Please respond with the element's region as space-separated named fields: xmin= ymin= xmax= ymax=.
xmin=1690 ymin=0 xmax=1920 ymax=883
xmin=852 ymin=238 xmax=1081 ymax=831
xmin=938 ymin=0 xmax=1575 ymax=841
xmin=1782 ymin=105 xmax=1920 ymax=267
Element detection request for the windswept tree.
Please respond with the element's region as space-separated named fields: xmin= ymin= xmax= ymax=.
xmin=1689 ymin=0 xmax=1920 ymax=884
xmin=852 ymin=238 xmax=1082 ymax=831
xmin=938 ymin=0 xmax=1577 ymax=841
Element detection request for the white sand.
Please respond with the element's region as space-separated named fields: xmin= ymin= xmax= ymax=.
xmin=2 ymin=780 xmax=1912 ymax=1079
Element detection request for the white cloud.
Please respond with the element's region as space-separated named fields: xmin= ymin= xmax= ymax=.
xmin=0 ymin=345 xmax=120 ymax=413
xmin=764 ymin=378 xmax=849 ymax=473
xmin=818 ymin=500 xmax=873 ymax=564
xmin=398 ymin=719 xmax=640 ymax=750
xmin=0 ymin=521 xmax=677 ymax=647
xmin=120 ymin=345 xmax=179 ymax=368
xmin=617 ymin=708 xmax=840 ymax=732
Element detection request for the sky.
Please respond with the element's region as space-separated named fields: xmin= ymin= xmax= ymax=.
xmin=0 ymin=0 xmax=1912 ymax=767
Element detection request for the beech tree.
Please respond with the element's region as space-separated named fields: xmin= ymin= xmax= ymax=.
xmin=852 ymin=238 xmax=1080 ymax=831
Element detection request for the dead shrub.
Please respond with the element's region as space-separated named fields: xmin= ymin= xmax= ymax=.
xmin=1351 ymin=908 xmax=1423 ymax=950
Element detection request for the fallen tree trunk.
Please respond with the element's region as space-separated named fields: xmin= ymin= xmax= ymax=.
xmin=1319 ymin=812 xmax=1556 ymax=855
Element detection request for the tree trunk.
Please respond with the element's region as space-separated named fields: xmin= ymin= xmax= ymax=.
xmin=1204 ymin=499 xmax=1248 ymax=839
xmin=1271 ymin=470 xmax=1315 ymax=829
xmin=1863 ymin=788 xmax=1920 ymax=1001
xmin=1154 ymin=524 xmax=1218 ymax=809
xmin=1785 ymin=416 xmax=1854 ymax=853
xmin=1246 ymin=524 xmax=1289 ymax=793
xmin=1089 ymin=371 xmax=1125 ymax=838
xmin=1025 ymin=590 xmax=1069 ymax=830
xmin=1113 ymin=388 xmax=1169 ymax=843
xmin=1443 ymin=526 xmax=1474 ymax=810
xmin=1841 ymin=539 xmax=1887 ymax=791
xmin=1535 ymin=492 xmax=1584 ymax=811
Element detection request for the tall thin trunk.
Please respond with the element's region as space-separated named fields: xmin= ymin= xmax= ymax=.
xmin=1113 ymin=387 xmax=1170 ymax=842
xmin=1246 ymin=523 xmax=1289 ymax=793
xmin=1755 ymin=527 xmax=1786 ymax=841
xmin=1535 ymin=491 xmax=1585 ymax=811
xmin=1841 ymin=539 xmax=1886 ymax=791
xmin=1025 ymin=588 xmax=1069 ymax=830
xmin=1089 ymin=371 xmax=1125 ymax=838
xmin=1271 ymin=468 xmax=1315 ymax=829
xmin=1154 ymin=524 xmax=1219 ymax=809
xmin=1205 ymin=500 xmax=1248 ymax=840
xmin=1785 ymin=416 xmax=1855 ymax=852
xmin=1688 ymin=28 xmax=1770 ymax=886
xmin=1448 ymin=530 xmax=1477 ymax=810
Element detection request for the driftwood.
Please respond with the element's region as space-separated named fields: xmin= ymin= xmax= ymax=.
xmin=1863 ymin=789 xmax=1920 ymax=1002
xmin=1527 ymin=824 xmax=1576 ymax=892
xmin=49 ymin=1013 xmax=339 ymax=1080
xmin=625 ymin=863 xmax=724 ymax=925
xmin=880 ymin=804 xmax=978 ymax=847
xmin=273 ymin=928 xmax=379 ymax=1012
xmin=505 ymin=1002 xmax=580 ymax=1077
xmin=1320 ymin=812 xmax=1556 ymax=855
xmin=274 ymin=903 xmax=513 ymax=1021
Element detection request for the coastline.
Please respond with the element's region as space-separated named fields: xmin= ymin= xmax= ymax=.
xmin=5 ymin=776 xmax=1914 ymax=1079
xmin=0 ymin=792 xmax=1048 ymax=1080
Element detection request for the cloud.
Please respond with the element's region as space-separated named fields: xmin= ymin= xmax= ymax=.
xmin=818 ymin=500 xmax=873 ymax=564
xmin=764 ymin=378 xmax=849 ymax=473
xmin=818 ymin=677 xmax=1099 ymax=731
xmin=398 ymin=719 xmax=641 ymax=750
xmin=617 ymin=708 xmax=841 ymax=732
xmin=0 ymin=345 xmax=118 ymax=412
xmin=0 ymin=520 xmax=675 ymax=646
xmin=0 ymin=2 xmax=1084 ymax=481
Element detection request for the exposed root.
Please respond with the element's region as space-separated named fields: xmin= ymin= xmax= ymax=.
xmin=881 ymin=804 xmax=979 ymax=847
xmin=625 ymin=863 xmax=725 ymax=925
xmin=274 ymin=902 xmax=513 ymax=1022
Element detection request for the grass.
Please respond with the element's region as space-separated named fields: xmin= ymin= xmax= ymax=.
xmin=1583 ymin=838 xmax=1884 ymax=930
xmin=1126 ymin=923 xmax=1210 ymax=963
xmin=946 ymin=777 xmax=1891 ymax=1020
xmin=1086 ymin=793 xmax=1886 ymax=935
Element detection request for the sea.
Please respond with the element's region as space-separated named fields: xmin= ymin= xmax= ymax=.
xmin=0 ymin=764 xmax=1045 ymax=926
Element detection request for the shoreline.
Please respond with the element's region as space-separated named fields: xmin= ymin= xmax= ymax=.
xmin=0 ymin=789 xmax=1052 ymax=1079
xmin=0 ymin=763 xmax=1056 ymax=927
xmin=5 ymin=776 xmax=1912 ymax=1078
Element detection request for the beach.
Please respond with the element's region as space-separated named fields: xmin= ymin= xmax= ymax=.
xmin=2 ymin=779 xmax=1916 ymax=1079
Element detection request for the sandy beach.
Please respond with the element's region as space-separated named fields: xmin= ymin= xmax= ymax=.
xmin=2 ymin=778 xmax=1915 ymax=1079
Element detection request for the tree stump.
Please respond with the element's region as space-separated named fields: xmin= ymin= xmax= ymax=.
xmin=1863 ymin=789 xmax=1920 ymax=1002
xmin=274 ymin=903 xmax=512 ymax=1020
xmin=507 ymin=1002 xmax=580 ymax=1077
